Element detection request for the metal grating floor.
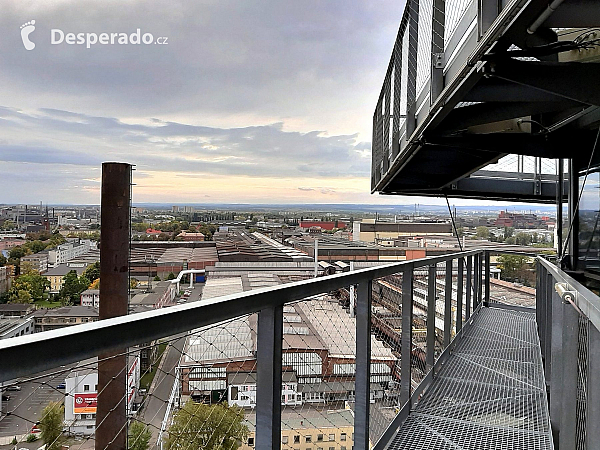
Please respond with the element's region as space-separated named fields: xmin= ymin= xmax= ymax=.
xmin=388 ymin=307 xmax=552 ymax=450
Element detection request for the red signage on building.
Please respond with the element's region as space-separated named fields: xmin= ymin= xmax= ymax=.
xmin=74 ymin=393 xmax=97 ymax=413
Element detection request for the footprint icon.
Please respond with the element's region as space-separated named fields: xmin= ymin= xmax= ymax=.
xmin=20 ymin=20 xmax=36 ymax=50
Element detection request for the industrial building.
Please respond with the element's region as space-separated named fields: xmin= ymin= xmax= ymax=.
xmin=178 ymin=274 xmax=395 ymax=408
xmin=352 ymin=219 xmax=452 ymax=243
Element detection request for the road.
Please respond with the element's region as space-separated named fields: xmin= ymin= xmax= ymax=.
xmin=0 ymin=367 xmax=72 ymax=437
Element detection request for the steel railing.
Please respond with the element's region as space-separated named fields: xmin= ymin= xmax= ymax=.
xmin=537 ymin=257 xmax=600 ymax=450
xmin=0 ymin=248 xmax=524 ymax=449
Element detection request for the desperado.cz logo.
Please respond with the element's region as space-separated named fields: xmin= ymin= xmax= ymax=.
xmin=20 ymin=20 xmax=168 ymax=50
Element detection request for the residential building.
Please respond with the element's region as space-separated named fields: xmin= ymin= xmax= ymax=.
xmin=48 ymin=240 xmax=96 ymax=268
xmin=33 ymin=306 xmax=98 ymax=333
xmin=129 ymin=281 xmax=177 ymax=309
xmin=44 ymin=264 xmax=86 ymax=293
xmin=21 ymin=252 xmax=49 ymax=273
xmin=80 ymin=289 xmax=99 ymax=308
xmin=64 ymin=355 xmax=140 ymax=436
xmin=0 ymin=266 xmax=11 ymax=294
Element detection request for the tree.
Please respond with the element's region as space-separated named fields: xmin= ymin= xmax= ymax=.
xmin=475 ymin=226 xmax=490 ymax=240
xmin=59 ymin=271 xmax=90 ymax=304
xmin=40 ymin=401 xmax=64 ymax=450
xmin=166 ymin=272 xmax=176 ymax=281
xmin=515 ymin=232 xmax=532 ymax=246
xmin=0 ymin=254 xmax=8 ymax=267
xmin=497 ymin=254 xmax=531 ymax=282
xmin=166 ymin=401 xmax=248 ymax=450
xmin=128 ymin=421 xmax=151 ymax=450
xmin=153 ymin=275 xmax=161 ymax=281
xmin=82 ymin=262 xmax=100 ymax=283
xmin=8 ymin=273 xmax=49 ymax=303
xmin=130 ymin=278 xmax=139 ymax=289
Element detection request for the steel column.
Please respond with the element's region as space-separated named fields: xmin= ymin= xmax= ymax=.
xmin=557 ymin=158 xmax=563 ymax=254
xmin=256 ymin=305 xmax=283 ymax=450
xmin=355 ymin=280 xmax=373 ymax=449
xmin=97 ymin=162 xmax=131 ymax=450
xmin=444 ymin=260 xmax=452 ymax=347
xmin=478 ymin=0 xmax=500 ymax=38
xmin=559 ymin=302 xmax=579 ymax=449
xmin=401 ymin=266 xmax=414 ymax=406
xmin=466 ymin=256 xmax=472 ymax=320
xmin=430 ymin=0 xmax=445 ymax=102
xmin=427 ymin=264 xmax=437 ymax=369
xmin=457 ymin=258 xmax=464 ymax=332
xmin=484 ymin=251 xmax=490 ymax=304
xmin=568 ymin=158 xmax=579 ymax=270
xmin=406 ymin=0 xmax=419 ymax=138
xmin=473 ymin=254 xmax=479 ymax=308
xmin=587 ymin=324 xmax=600 ymax=449
xmin=549 ymin=283 xmax=563 ymax=441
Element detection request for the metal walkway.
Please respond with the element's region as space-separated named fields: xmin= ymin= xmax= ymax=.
xmin=388 ymin=306 xmax=553 ymax=449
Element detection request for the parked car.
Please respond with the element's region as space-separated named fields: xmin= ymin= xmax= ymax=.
xmin=5 ymin=385 xmax=21 ymax=391
xmin=2 ymin=394 xmax=10 ymax=401
xmin=56 ymin=383 xmax=66 ymax=389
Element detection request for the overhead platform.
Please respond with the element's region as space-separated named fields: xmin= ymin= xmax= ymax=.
xmin=371 ymin=0 xmax=600 ymax=202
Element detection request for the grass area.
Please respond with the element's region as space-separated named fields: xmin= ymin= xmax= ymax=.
xmin=140 ymin=342 xmax=168 ymax=390
xmin=35 ymin=300 xmax=63 ymax=308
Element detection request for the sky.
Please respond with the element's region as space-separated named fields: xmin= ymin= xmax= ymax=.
xmin=0 ymin=0 xmax=542 ymax=207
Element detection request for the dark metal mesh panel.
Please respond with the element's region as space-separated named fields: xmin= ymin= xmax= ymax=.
xmin=576 ymin=315 xmax=589 ymax=450
xmin=388 ymin=307 xmax=552 ymax=449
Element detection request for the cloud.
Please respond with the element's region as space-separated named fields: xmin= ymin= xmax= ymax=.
xmin=0 ymin=107 xmax=371 ymax=179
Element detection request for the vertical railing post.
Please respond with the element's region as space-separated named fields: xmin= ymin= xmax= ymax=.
xmin=355 ymin=279 xmax=372 ymax=449
xmin=559 ymin=302 xmax=579 ymax=449
xmin=456 ymin=258 xmax=464 ymax=332
xmin=484 ymin=251 xmax=490 ymax=304
xmin=427 ymin=264 xmax=436 ymax=369
xmin=587 ymin=324 xmax=600 ymax=449
xmin=466 ymin=256 xmax=472 ymax=321
xmin=477 ymin=253 xmax=483 ymax=308
xmin=444 ymin=260 xmax=452 ymax=347
xmin=472 ymin=254 xmax=479 ymax=309
xmin=545 ymin=272 xmax=554 ymax=379
xmin=401 ymin=265 xmax=414 ymax=406
xmin=430 ymin=0 xmax=445 ymax=102
xmin=256 ymin=305 xmax=283 ymax=449
xmin=406 ymin=0 xmax=419 ymax=138
xmin=549 ymin=278 xmax=562 ymax=442
xmin=478 ymin=0 xmax=500 ymax=38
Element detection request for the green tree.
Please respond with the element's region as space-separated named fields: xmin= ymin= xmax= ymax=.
xmin=2 ymin=219 xmax=16 ymax=230
xmin=59 ymin=271 xmax=90 ymax=304
xmin=40 ymin=401 xmax=64 ymax=450
xmin=166 ymin=401 xmax=248 ymax=450
xmin=8 ymin=273 xmax=49 ymax=303
xmin=0 ymin=254 xmax=7 ymax=267
xmin=475 ymin=226 xmax=490 ymax=240
xmin=503 ymin=226 xmax=515 ymax=240
xmin=153 ymin=275 xmax=161 ymax=281
xmin=8 ymin=246 xmax=27 ymax=260
xmin=83 ymin=261 xmax=101 ymax=283
xmin=128 ymin=421 xmax=151 ymax=450
xmin=515 ymin=232 xmax=532 ymax=246
xmin=166 ymin=272 xmax=176 ymax=281
xmin=497 ymin=254 xmax=530 ymax=282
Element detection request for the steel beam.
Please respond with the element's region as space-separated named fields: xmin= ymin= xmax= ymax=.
xmin=427 ymin=264 xmax=437 ymax=369
xmin=444 ymin=260 xmax=453 ymax=347
xmin=256 ymin=305 xmax=283 ymax=450
xmin=355 ymin=280 xmax=372 ymax=449
xmin=478 ymin=0 xmax=500 ymax=38
xmin=490 ymin=60 xmax=600 ymax=106
xmin=96 ymin=162 xmax=131 ymax=450
xmin=401 ymin=265 xmax=414 ymax=406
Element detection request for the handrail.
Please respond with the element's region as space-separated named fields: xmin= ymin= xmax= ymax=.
xmin=0 ymin=249 xmax=482 ymax=383
xmin=538 ymin=256 xmax=600 ymax=332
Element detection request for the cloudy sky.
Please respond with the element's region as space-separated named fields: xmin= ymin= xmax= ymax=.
xmin=0 ymin=0 xmax=512 ymax=206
